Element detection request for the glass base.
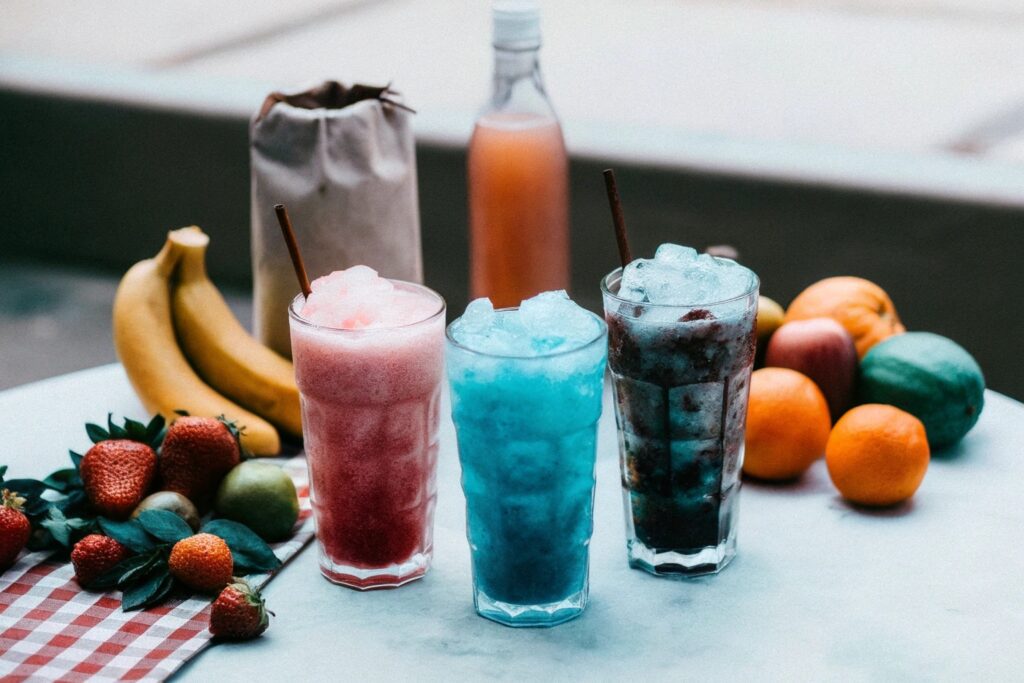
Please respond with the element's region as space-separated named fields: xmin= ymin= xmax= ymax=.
xmin=318 ymin=546 xmax=431 ymax=591
xmin=627 ymin=535 xmax=736 ymax=578
xmin=473 ymin=585 xmax=588 ymax=628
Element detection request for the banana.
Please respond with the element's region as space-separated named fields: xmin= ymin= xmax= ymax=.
xmin=169 ymin=227 xmax=302 ymax=439
xmin=112 ymin=230 xmax=281 ymax=456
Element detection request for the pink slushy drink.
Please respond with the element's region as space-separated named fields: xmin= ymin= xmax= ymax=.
xmin=288 ymin=266 xmax=445 ymax=589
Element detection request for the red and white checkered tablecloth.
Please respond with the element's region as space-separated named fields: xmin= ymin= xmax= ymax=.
xmin=0 ymin=456 xmax=314 ymax=682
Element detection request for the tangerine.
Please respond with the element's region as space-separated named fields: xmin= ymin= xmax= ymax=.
xmin=743 ymin=368 xmax=832 ymax=481
xmin=825 ymin=404 xmax=930 ymax=506
xmin=784 ymin=276 xmax=904 ymax=358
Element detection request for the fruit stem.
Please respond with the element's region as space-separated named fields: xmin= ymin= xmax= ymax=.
xmin=172 ymin=228 xmax=210 ymax=283
xmin=155 ymin=227 xmax=208 ymax=278
xmin=2 ymin=488 xmax=26 ymax=510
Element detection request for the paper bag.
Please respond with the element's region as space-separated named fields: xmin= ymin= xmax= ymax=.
xmin=250 ymin=81 xmax=423 ymax=357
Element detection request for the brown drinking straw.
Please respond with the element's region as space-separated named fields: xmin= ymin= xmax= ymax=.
xmin=274 ymin=203 xmax=313 ymax=298
xmin=602 ymin=169 xmax=633 ymax=268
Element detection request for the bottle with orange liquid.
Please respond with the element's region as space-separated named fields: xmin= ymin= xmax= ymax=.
xmin=468 ymin=1 xmax=569 ymax=308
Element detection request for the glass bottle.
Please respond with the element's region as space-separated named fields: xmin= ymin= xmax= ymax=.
xmin=467 ymin=1 xmax=570 ymax=308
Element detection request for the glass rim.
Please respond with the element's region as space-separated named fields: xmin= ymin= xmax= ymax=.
xmin=600 ymin=263 xmax=760 ymax=310
xmin=445 ymin=305 xmax=608 ymax=360
xmin=287 ymin=280 xmax=446 ymax=334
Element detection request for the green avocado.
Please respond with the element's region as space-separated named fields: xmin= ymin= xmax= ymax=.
xmin=859 ymin=332 xmax=985 ymax=449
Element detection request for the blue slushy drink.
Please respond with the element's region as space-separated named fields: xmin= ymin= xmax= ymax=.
xmin=447 ymin=291 xmax=607 ymax=627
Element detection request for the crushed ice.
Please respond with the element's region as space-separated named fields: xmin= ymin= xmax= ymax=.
xmin=617 ymin=242 xmax=756 ymax=306
xmin=451 ymin=291 xmax=602 ymax=356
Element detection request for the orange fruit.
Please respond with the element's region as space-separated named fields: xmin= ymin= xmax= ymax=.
xmin=784 ymin=276 xmax=904 ymax=358
xmin=169 ymin=533 xmax=234 ymax=593
xmin=743 ymin=368 xmax=832 ymax=481
xmin=825 ymin=404 xmax=930 ymax=506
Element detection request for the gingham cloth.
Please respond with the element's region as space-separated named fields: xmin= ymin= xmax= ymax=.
xmin=0 ymin=456 xmax=315 ymax=682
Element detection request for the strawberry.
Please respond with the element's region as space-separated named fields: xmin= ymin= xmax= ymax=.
xmin=168 ymin=533 xmax=233 ymax=593
xmin=159 ymin=417 xmax=241 ymax=511
xmin=209 ymin=579 xmax=272 ymax=640
xmin=71 ymin=534 xmax=130 ymax=588
xmin=0 ymin=489 xmax=31 ymax=570
xmin=80 ymin=440 xmax=157 ymax=519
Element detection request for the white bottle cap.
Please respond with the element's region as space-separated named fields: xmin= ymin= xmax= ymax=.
xmin=493 ymin=1 xmax=541 ymax=50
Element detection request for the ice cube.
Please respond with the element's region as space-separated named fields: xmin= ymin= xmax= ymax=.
xmin=520 ymin=290 xmax=598 ymax=351
xmin=309 ymin=272 xmax=347 ymax=296
xmin=644 ymin=261 xmax=691 ymax=305
xmin=451 ymin=291 xmax=599 ymax=357
xmin=624 ymin=246 xmax=756 ymax=306
xmin=338 ymin=264 xmax=379 ymax=286
xmin=460 ymin=298 xmax=496 ymax=333
xmin=640 ymin=307 xmax=685 ymax=325
xmin=302 ymin=266 xmax=414 ymax=328
xmin=381 ymin=290 xmax=439 ymax=327
xmin=618 ymin=260 xmax=651 ymax=302
xmin=714 ymin=264 xmax=756 ymax=302
xmin=694 ymin=253 xmax=719 ymax=270
xmin=654 ymin=243 xmax=698 ymax=265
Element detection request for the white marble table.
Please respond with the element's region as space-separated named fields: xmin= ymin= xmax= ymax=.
xmin=1 ymin=365 xmax=1022 ymax=680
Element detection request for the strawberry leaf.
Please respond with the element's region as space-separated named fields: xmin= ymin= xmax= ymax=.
xmin=119 ymin=553 xmax=167 ymax=587
xmin=67 ymin=517 xmax=94 ymax=532
xmin=123 ymin=418 xmax=150 ymax=442
xmin=0 ymin=465 xmax=7 ymax=484
xmin=41 ymin=468 xmax=82 ymax=493
xmin=106 ymin=413 xmax=129 ymax=440
xmin=2 ymin=477 xmax=55 ymax=521
xmin=39 ymin=508 xmax=93 ymax=547
xmin=147 ymin=574 xmax=176 ymax=608
xmin=122 ymin=570 xmax=174 ymax=611
xmin=201 ymin=519 xmax=281 ymax=574
xmin=137 ymin=510 xmax=193 ymax=543
xmin=3 ymin=478 xmax=46 ymax=499
xmin=91 ymin=549 xmax=160 ymax=590
xmin=87 ymin=415 xmax=167 ymax=449
xmin=53 ymin=489 xmax=89 ymax=518
xmin=69 ymin=450 xmax=84 ymax=471
xmin=217 ymin=415 xmax=251 ymax=460
xmin=86 ymin=422 xmax=109 ymax=444
xmin=41 ymin=508 xmax=70 ymax=546
xmin=144 ymin=414 xmax=166 ymax=448
xmin=99 ymin=517 xmax=156 ymax=553
xmin=19 ymin=488 xmax=85 ymax=553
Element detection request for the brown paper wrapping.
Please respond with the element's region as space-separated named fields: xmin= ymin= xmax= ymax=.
xmin=250 ymin=81 xmax=423 ymax=357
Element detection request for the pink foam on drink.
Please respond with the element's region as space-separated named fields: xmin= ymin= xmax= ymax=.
xmin=290 ymin=268 xmax=445 ymax=588
xmin=300 ymin=265 xmax=439 ymax=330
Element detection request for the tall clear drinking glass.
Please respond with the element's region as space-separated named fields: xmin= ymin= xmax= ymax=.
xmin=288 ymin=284 xmax=445 ymax=589
xmin=446 ymin=309 xmax=607 ymax=627
xmin=602 ymin=268 xmax=758 ymax=576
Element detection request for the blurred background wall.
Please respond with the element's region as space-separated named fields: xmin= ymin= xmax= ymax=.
xmin=2 ymin=0 xmax=1023 ymax=397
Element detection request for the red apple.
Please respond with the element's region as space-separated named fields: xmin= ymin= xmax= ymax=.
xmin=764 ymin=317 xmax=857 ymax=422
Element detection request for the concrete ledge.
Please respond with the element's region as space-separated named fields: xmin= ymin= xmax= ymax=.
xmin=4 ymin=55 xmax=1024 ymax=207
xmin=1 ymin=76 xmax=1022 ymax=399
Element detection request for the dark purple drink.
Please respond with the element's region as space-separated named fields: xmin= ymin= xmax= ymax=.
xmin=601 ymin=245 xmax=758 ymax=576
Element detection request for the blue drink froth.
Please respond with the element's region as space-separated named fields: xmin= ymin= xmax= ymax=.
xmin=447 ymin=292 xmax=607 ymax=627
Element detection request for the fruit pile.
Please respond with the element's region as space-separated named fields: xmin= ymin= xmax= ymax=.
xmin=114 ymin=226 xmax=301 ymax=456
xmin=750 ymin=277 xmax=985 ymax=507
xmin=0 ymin=412 xmax=302 ymax=639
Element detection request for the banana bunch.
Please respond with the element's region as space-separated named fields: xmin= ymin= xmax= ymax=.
xmin=113 ymin=227 xmax=301 ymax=456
